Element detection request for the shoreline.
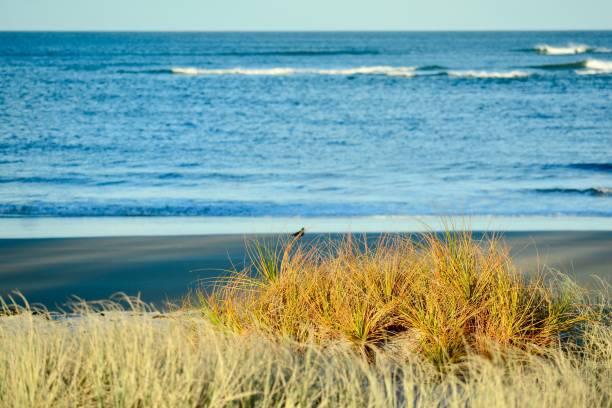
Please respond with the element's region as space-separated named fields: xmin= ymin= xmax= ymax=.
xmin=2 ymin=215 xmax=612 ymax=239
xmin=1 ymin=230 xmax=610 ymax=308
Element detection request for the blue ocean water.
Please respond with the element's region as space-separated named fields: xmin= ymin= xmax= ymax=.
xmin=0 ymin=32 xmax=611 ymax=218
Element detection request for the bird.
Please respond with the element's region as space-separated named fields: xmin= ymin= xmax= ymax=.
xmin=291 ymin=227 xmax=305 ymax=240
xmin=281 ymin=228 xmax=305 ymax=273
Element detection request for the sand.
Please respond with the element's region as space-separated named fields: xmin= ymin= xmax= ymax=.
xmin=1 ymin=231 xmax=610 ymax=308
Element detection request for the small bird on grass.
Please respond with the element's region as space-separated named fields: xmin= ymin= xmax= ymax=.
xmin=291 ymin=227 xmax=305 ymax=240
xmin=281 ymin=228 xmax=305 ymax=273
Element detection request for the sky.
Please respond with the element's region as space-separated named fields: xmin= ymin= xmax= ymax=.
xmin=0 ymin=0 xmax=611 ymax=31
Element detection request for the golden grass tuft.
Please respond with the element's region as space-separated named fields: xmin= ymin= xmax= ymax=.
xmin=200 ymin=231 xmax=588 ymax=365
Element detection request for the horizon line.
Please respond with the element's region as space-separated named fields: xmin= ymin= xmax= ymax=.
xmin=1 ymin=29 xmax=612 ymax=33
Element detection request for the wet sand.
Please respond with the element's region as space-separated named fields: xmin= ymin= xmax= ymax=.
xmin=1 ymin=231 xmax=610 ymax=308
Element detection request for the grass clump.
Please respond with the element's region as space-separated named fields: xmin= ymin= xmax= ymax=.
xmin=201 ymin=232 xmax=587 ymax=365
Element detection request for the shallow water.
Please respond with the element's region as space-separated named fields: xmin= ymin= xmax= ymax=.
xmin=1 ymin=31 xmax=611 ymax=217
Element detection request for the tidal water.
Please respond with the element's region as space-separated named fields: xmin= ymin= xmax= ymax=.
xmin=1 ymin=32 xmax=611 ymax=218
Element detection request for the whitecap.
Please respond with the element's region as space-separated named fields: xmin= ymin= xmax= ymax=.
xmin=576 ymin=59 xmax=612 ymax=75
xmin=534 ymin=43 xmax=590 ymax=55
xmin=170 ymin=66 xmax=416 ymax=77
xmin=313 ymin=66 xmax=416 ymax=77
xmin=170 ymin=67 xmax=201 ymax=75
xmin=448 ymin=70 xmax=531 ymax=79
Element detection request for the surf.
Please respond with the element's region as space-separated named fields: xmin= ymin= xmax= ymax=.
xmin=530 ymin=43 xmax=611 ymax=55
xmin=576 ymin=59 xmax=612 ymax=75
xmin=169 ymin=66 xmax=532 ymax=79
xmin=534 ymin=43 xmax=591 ymax=55
xmin=170 ymin=66 xmax=417 ymax=77
xmin=447 ymin=70 xmax=531 ymax=79
xmin=531 ymin=59 xmax=612 ymax=74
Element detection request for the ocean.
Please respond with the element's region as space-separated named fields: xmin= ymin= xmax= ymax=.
xmin=1 ymin=31 xmax=611 ymax=220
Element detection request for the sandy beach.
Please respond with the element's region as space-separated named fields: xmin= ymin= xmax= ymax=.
xmin=1 ymin=231 xmax=610 ymax=308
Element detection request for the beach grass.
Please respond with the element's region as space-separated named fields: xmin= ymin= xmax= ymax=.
xmin=199 ymin=232 xmax=592 ymax=365
xmin=0 ymin=231 xmax=610 ymax=407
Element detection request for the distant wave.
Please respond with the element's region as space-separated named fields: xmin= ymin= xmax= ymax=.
xmin=315 ymin=66 xmax=416 ymax=77
xmin=531 ymin=59 xmax=612 ymax=75
xmin=542 ymin=163 xmax=612 ymax=173
xmin=0 ymin=49 xmax=380 ymax=58
xmin=567 ymin=163 xmax=612 ymax=173
xmin=170 ymin=66 xmax=417 ymax=77
xmin=417 ymin=65 xmax=448 ymax=71
xmin=447 ymin=70 xmax=531 ymax=79
xmin=125 ymin=68 xmax=175 ymax=75
xmin=215 ymin=49 xmax=380 ymax=57
xmin=168 ymin=66 xmax=533 ymax=79
xmin=531 ymin=60 xmax=592 ymax=70
xmin=129 ymin=61 xmax=612 ymax=79
xmin=532 ymin=43 xmax=611 ymax=55
xmin=535 ymin=187 xmax=612 ymax=197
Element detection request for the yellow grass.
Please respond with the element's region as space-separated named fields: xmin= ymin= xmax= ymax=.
xmin=200 ymin=232 xmax=591 ymax=365
xmin=0 ymin=232 xmax=610 ymax=407
xmin=0 ymin=296 xmax=610 ymax=407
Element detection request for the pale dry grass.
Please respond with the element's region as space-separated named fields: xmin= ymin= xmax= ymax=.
xmin=0 ymin=297 xmax=610 ymax=407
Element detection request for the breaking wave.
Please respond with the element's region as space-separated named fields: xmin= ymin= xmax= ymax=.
xmin=170 ymin=66 xmax=417 ymax=77
xmin=447 ymin=70 xmax=531 ymax=79
xmin=169 ymin=66 xmax=532 ymax=79
xmin=130 ymin=60 xmax=612 ymax=79
xmin=533 ymin=43 xmax=611 ymax=55
xmin=575 ymin=59 xmax=612 ymax=75
xmin=532 ymin=59 xmax=612 ymax=75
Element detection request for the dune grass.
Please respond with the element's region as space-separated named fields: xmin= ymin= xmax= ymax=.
xmin=199 ymin=232 xmax=591 ymax=366
xmin=0 ymin=231 xmax=610 ymax=407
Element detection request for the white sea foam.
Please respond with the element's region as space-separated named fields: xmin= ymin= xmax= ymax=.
xmin=170 ymin=66 xmax=416 ymax=77
xmin=576 ymin=59 xmax=612 ymax=75
xmin=448 ymin=70 xmax=531 ymax=79
xmin=313 ymin=66 xmax=416 ymax=77
xmin=171 ymin=67 xmax=201 ymax=75
xmin=594 ymin=187 xmax=612 ymax=195
xmin=534 ymin=44 xmax=612 ymax=55
xmin=535 ymin=43 xmax=590 ymax=55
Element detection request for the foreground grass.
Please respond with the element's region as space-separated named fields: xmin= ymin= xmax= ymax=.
xmin=0 ymin=232 xmax=610 ymax=407
xmin=0 ymin=300 xmax=610 ymax=407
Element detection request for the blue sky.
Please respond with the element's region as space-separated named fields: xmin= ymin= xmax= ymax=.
xmin=1 ymin=0 xmax=611 ymax=30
